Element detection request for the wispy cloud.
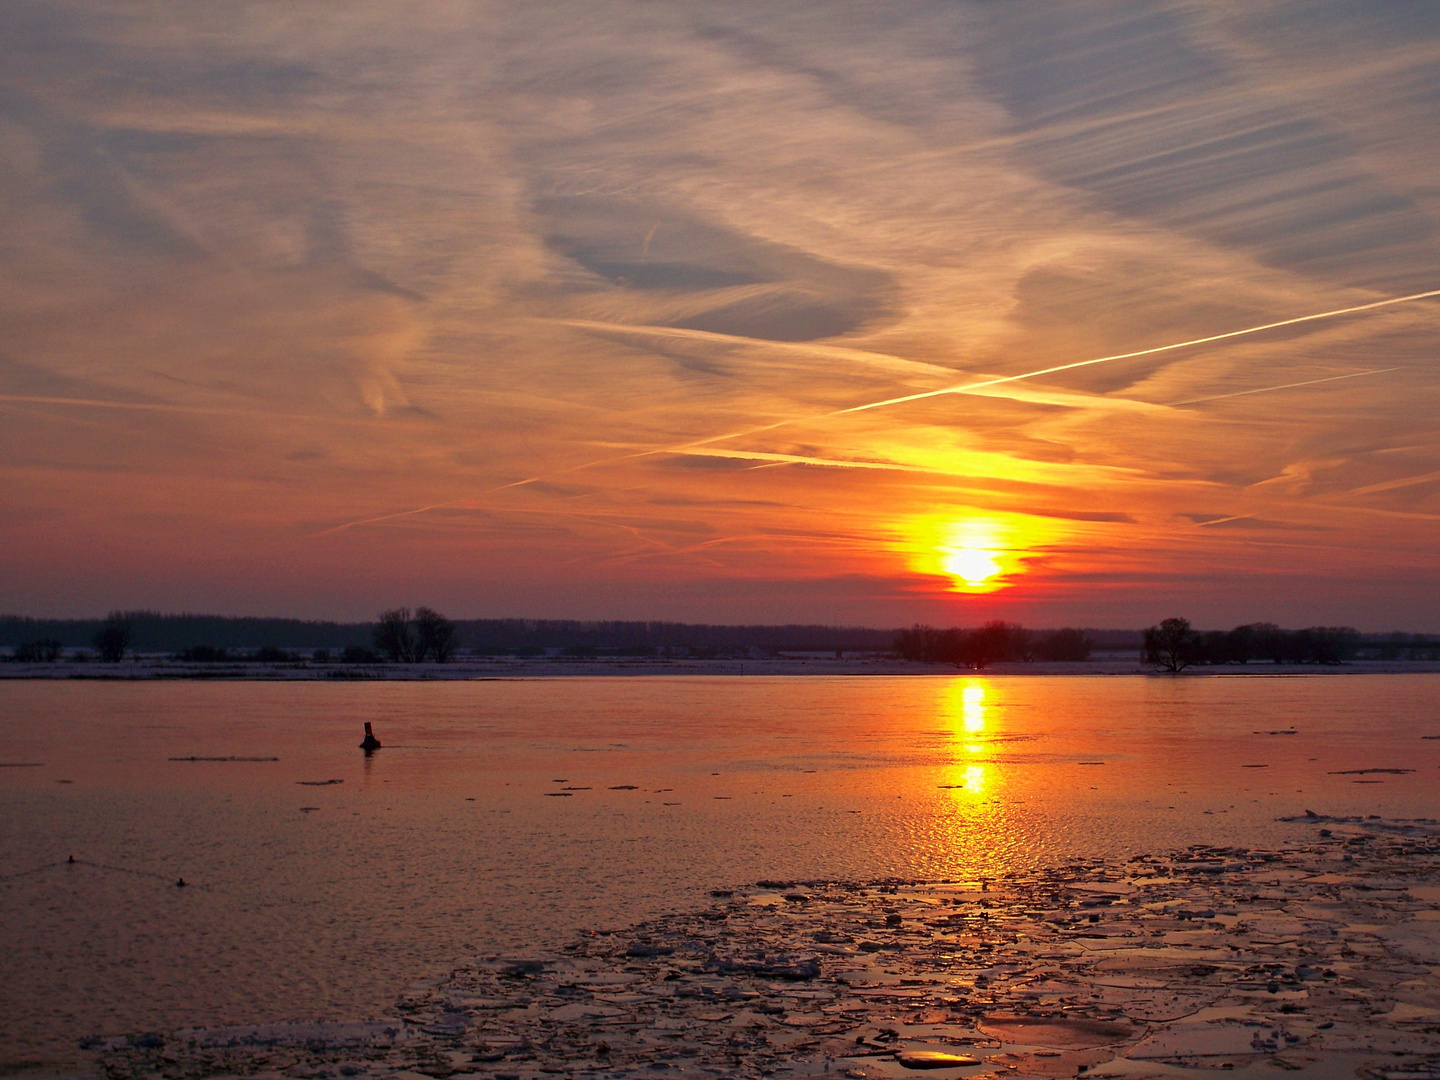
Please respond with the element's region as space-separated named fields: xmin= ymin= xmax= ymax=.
xmin=2 ymin=0 xmax=1439 ymax=624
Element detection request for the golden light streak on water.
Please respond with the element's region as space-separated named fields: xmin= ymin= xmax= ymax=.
xmin=938 ymin=678 xmax=995 ymax=802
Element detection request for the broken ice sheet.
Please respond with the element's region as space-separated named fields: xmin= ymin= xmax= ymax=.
xmin=92 ymin=817 xmax=1440 ymax=1080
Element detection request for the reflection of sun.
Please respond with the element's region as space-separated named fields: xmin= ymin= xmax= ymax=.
xmin=940 ymin=681 xmax=993 ymax=794
xmin=963 ymin=763 xmax=986 ymax=793
xmin=961 ymin=683 xmax=985 ymax=734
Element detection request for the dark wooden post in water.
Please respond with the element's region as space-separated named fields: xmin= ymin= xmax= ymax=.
xmin=360 ymin=722 xmax=382 ymax=752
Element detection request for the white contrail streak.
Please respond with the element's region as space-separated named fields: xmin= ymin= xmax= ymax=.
xmin=1341 ymin=470 xmax=1440 ymax=497
xmin=0 ymin=393 xmax=393 ymax=425
xmin=0 ymin=393 xmax=291 ymax=418
xmin=570 ymin=288 xmax=1440 ymax=455
xmin=832 ymin=289 xmax=1440 ymax=415
xmin=1166 ymin=367 xmax=1400 ymax=406
xmin=313 ymin=286 xmax=1440 ymax=536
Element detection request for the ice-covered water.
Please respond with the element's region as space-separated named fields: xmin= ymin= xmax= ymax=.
xmin=2 ymin=674 xmax=1437 ymax=1066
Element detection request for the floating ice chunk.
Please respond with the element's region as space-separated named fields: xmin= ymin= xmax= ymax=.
xmin=979 ymin=1016 xmax=1137 ymax=1049
xmin=1127 ymin=1021 xmax=1265 ymax=1059
xmin=895 ymin=1049 xmax=979 ymax=1069
xmin=545 ymin=1002 xmax=625 ymax=1021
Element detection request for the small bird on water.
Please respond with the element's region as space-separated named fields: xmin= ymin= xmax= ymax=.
xmin=360 ymin=722 xmax=382 ymax=752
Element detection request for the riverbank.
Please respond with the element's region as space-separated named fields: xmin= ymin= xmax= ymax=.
xmin=3 ymin=656 xmax=1440 ymax=679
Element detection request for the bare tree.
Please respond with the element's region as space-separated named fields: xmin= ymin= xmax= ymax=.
xmin=373 ymin=608 xmax=417 ymax=662
xmin=1144 ymin=617 xmax=1199 ymax=672
xmin=956 ymin=621 xmax=1028 ymax=669
xmin=414 ymin=607 xmax=457 ymax=662
xmin=93 ymin=614 xmax=131 ymax=663
xmin=14 ymin=639 xmax=63 ymax=663
xmin=1035 ymin=628 xmax=1093 ymax=662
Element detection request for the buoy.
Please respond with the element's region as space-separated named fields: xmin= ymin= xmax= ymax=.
xmin=360 ymin=722 xmax=382 ymax=752
xmin=176 ymin=877 xmax=186 ymax=888
xmin=67 ymin=854 xmax=75 ymax=864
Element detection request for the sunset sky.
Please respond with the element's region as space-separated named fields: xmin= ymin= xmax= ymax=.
xmin=3 ymin=2 xmax=1439 ymax=628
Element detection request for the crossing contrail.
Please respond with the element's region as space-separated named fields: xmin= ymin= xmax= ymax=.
xmin=1166 ymin=367 xmax=1401 ymax=407
xmin=831 ymin=288 xmax=1440 ymax=416
xmin=313 ymin=286 xmax=1440 ymax=536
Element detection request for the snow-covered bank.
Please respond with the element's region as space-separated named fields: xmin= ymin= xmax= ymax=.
xmin=3 ymin=657 xmax=1439 ymax=679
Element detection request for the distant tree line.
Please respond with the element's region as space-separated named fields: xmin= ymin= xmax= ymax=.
xmin=895 ymin=622 xmax=1094 ymax=668
xmin=1 ymin=613 xmax=899 ymax=655
xmin=1370 ymin=633 xmax=1440 ymax=661
xmin=0 ymin=612 xmax=373 ymax=652
xmin=12 ymin=638 xmax=64 ymax=663
xmin=457 ymin=620 xmax=898 ymax=655
xmin=169 ymin=608 xmax=460 ymax=664
xmin=6 ymin=612 xmax=136 ymax=663
xmin=1142 ymin=618 xmax=1362 ymax=672
xmin=1 ymin=610 xmax=1432 ymax=665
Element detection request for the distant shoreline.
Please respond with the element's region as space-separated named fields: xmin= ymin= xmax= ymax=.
xmin=3 ymin=656 xmax=1439 ymax=680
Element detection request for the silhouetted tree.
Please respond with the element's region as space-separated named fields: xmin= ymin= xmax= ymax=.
xmin=898 ymin=622 xmax=1039 ymax=667
xmin=1219 ymin=624 xmax=1257 ymax=664
xmin=373 ymin=608 xmax=417 ymax=662
xmin=93 ymin=614 xmax=131 ymax=662
xmin=1035 ymin=628 xmax=1093 ymax=662
xmin=896 ymin=625 xmax=927 ymax=661
xmin=13 ymin=639 xmax=63 ymax=662
xmin=895 ymin=624 xmax=962 ymax=664
xmin=1300 ymin=626 xmax=1360 ymax=664
xmin=1245 ymin=622 xmax=1286 ymax=663
xmin=414 ymin=607 xmax=457 ymax=662
xmin=957 ymin=621 xmax=1027 ymax=669
xmin=1143 ymin=617 xmax=1199 ymax=672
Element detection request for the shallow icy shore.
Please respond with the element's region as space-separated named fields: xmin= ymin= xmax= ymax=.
xmin=85 ymin=814 xmax=1440 ymax=1080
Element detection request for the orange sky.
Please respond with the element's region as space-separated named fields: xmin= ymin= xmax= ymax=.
xmin=2 ymin=2 xmax=1439 ymax=627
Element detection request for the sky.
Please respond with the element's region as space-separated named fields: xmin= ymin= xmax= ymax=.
xmin=2 ymin=1 xmax=1439 ymax=629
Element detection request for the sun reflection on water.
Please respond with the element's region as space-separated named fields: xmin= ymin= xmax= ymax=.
xmin=960 ymin=762 xmax=987 ymax=794
xmin=940 ymin=678 xmax=993 ymax=797
xmin=961 ymin=683 xmax=985 ymax=732
xmin=925 ymin=677 xmax=1018 ymax=872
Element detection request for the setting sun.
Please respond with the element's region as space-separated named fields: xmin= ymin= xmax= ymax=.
xmin=903 ymin=514 xmax=1054 ymax=594
xmin=942 ymin=546 xmax=1003 ymax=589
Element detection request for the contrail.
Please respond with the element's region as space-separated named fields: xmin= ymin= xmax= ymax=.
xmin=832 ymin=288 xmax=1440 ymax=416
xmin=0 ymin=393 xmax=289 ymax=418
xmin=0 ymin=393 xmax=390 ymax=425
xmin=313 ymin=285 xmax=1440 ymax=536
xmin=577 ymin=287 xmax=1440 ymax=455
xmin=1341 ymin=470 xmax=1440 ymax=497
xmin=1193 ymin=514 xmax=1257 ymax=528
xmin=1166 ymin=367 xmax=1400 ymax=407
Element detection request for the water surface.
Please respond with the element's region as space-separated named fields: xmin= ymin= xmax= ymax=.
xmin=3 ymin=674 xmax=1437 ymax=1063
